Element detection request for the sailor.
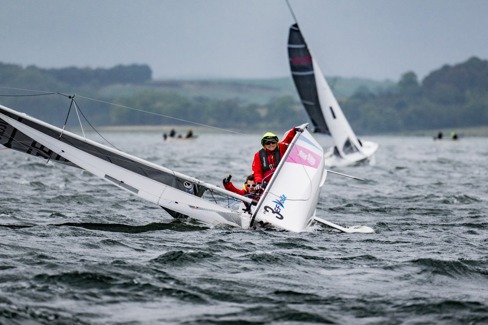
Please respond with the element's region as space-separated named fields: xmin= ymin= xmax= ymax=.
xmin=223 ymin=174 xmax=261 ymax=212
xmin=251 ymin=127 xmax=300 ymax=188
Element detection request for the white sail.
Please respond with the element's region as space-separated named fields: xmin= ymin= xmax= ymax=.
xmin=288 ymin=24 xmax=378 ymax=167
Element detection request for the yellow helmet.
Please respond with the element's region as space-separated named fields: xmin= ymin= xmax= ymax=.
xmin=261 ymin=132 xmax=279 ymax=146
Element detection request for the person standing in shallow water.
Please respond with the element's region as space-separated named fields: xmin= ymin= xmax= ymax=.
xmin=251 ymin=127 xmax=300 ymax=188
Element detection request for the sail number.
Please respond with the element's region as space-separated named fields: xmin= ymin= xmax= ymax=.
xmin=264 ymin=205 xmax=284 ymax=220
xmin=263 ymin=194 xmax=287 ymax=220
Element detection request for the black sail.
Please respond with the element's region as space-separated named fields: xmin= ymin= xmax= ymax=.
xmin=288 ymin=23 xmax=329 ymax=134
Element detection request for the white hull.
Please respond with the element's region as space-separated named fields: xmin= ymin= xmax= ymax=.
xmin=163 ymin=136 xmax=198 ymax=143
xmin=323 ymin=140 xmax=378 ymax=168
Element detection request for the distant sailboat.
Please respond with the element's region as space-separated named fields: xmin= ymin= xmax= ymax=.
xmin=288 ymin=23 xmax=378 ymax=167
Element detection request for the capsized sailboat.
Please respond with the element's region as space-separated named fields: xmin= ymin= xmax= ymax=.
xmin=0 ymin=104 xmax=372 ymax=233
xmin=288 ymin=23 xmax=378 ymax=167
xmin=0 ymin=104 xmax=253 ymax=228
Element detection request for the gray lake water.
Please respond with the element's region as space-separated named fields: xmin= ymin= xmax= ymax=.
xmin=1 ymin=132 xmax=487 ymax=324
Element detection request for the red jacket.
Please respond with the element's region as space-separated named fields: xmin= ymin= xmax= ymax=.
xmin=224 ymin=181 xmax=262 ymax=201
xmin=223 ymin=181 xmax=246 ymax=196
xmin=252 ymin=128 xmax=296 ymax=184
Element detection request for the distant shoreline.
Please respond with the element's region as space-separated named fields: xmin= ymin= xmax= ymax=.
xmin=97 ymin=125 xmax=488 ymax=137
xmin=97 ymin=125 xmax=244 ymax=134
xmin=383 ymin=126 xmax=488 ymax=137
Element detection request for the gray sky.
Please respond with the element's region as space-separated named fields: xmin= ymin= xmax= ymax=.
xmin=2 ymin=0 xmax=488 ymax=81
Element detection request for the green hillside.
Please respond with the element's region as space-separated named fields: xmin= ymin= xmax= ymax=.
xmin=1 ymin=58 xmax=487 ymax=135
xmin=100 ymin=77 xmax=393 ymax=105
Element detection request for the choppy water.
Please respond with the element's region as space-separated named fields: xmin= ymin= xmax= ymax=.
xmin=1 ymin=132 xmax=487 ymax=324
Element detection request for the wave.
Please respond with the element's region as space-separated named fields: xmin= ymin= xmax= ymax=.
xmin=411 ymin=257 xmax=487 ymax=278
xmin=0 ymin=220 xmax=207 ymax=233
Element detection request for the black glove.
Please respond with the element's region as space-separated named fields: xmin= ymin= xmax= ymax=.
xmin=223 ymin=175 xmax=232 ymax=184
xmin=294 ymin=127 xmax=303 ymax=133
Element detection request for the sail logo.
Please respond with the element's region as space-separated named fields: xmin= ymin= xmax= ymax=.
xmin=272 ymin=194 xmax=287 ymax=209
xmin=297 ymin=149 xmax=316 ymax=166
xmin=286 ymin=145 xmax=321 ymax=169
xmin=264 ymin=194 xmax=287 ymax=220
xmin=290 ymin=56 xmax=312 ymax=65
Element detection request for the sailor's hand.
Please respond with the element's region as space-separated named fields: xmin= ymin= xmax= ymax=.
xmin=223 ymin=175 xmax=232 ymax=184
xmin=294 ymin=127 xmax=303 ymax=133
xmin=254 ymin=183 xmax=262 ymax=191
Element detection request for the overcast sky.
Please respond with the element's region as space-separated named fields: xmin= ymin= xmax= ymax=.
xmin=2 ymin=0 xmax=488 ymax=81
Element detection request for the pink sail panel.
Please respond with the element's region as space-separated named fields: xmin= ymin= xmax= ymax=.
xmin=285 ymin=144 xmax=322 ymax=169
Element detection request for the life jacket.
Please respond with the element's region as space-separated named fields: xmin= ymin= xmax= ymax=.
xmin=243 ymin=191 xmax=262 ymax=214
xmin=245 ymin=191 xmax=261 ymax=201
xmin=259 ymin=147 xmax=281 ymax=173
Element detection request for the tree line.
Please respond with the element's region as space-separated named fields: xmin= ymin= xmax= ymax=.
xmin=343 ymin=57 xmax=488 ymax=133
xmin=1 ymin=57 xmax=487 ymax=134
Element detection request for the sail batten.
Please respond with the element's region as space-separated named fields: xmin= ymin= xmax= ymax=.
xmin=291 ymin=71 xmax=315 ymax=76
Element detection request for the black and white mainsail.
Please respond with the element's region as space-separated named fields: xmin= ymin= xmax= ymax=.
xmin=288 ymin=23 xmax=329 ymax=134
xmin=287 ymin=23 xmax=378 ymax=167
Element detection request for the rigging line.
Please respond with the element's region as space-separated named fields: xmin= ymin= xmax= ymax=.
xmin=49 ymin=94 xmax=75 ymax=164
xmin=1 ymin=85 xmax=244 ymax=135
xmin=0 ymin=87 xmax=75 ymax=103
xmin=285 ymin=0 xmax=314 ymax=53
xmin=75 ymin=94 xmax=244 ymax=135
xmin=73 ymin=99 xmax=86 ymax=138
xmin=59 ymin=95 xmax=75 ymax=139
xmin=0 ymin=86 xmax=62 ymax=96
xmin=325 ymin=169 xmax=367 ymax=182
xmin=0 ymin=92 xmax=57 ymax=97
xmin=73 ymin=99 xmax=119 ymax=150
xmin=285 ymin=0 xmax=299 ymax=25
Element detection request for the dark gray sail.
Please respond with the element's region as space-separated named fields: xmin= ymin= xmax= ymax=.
xmin=288 ymin=23 xmax=329 ymax=134
xmin=0 ymin=104 xmax=216 ymax=220
xmin=0 ymin=105 xmax=204 ymax=197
